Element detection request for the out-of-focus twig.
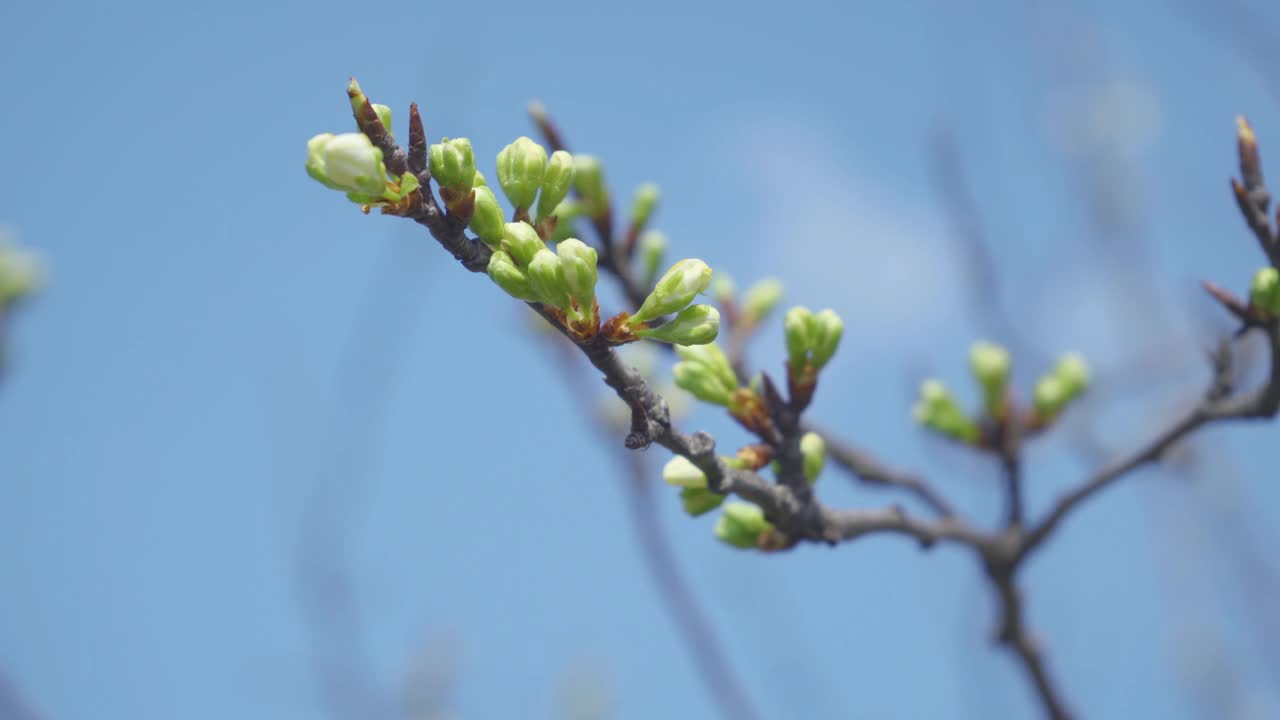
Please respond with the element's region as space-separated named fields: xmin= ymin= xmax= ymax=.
xmin=0 ymin=672 xmax=45 ymax=720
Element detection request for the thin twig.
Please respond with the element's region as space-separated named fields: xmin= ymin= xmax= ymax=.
xmin=801 ymin=420 xmax=956 ymax=518
xmin=1022 ymin=331 xmax=1279 ymax=559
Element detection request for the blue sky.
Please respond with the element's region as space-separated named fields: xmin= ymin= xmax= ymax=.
xmin=2 ymin=0 xmax=1280 ymax=718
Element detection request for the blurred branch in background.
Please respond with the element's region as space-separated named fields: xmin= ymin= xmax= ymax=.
xmin=924 ymin=3 xmax=1280 ymax=715
xmin=545 ymin=334 xmax=763 ymax=720
xmin=0 ymin=672 xmax=46 ymax=720
xmin=284 ymin=237 xmax=437 ymax=720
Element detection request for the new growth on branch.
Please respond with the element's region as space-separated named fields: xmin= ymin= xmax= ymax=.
xmin=304 ymin=78 xmax=1280 ymax=720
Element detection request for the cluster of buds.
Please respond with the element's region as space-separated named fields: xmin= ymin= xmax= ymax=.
xmin=1032 ymin=353 xmax=1091 ymax=422
xmin=914 ymin=344 xmax=1091 ymax=443
xmin=305 ymin=80 xmax=420 ymax=213
xmin=912 ymin=380 xmax=981 ymax=443
xmin=661 ymin=455 xmax=727 ymax=517
xmin=1250 ymin=267 xmax=1280 ymax=319
xmin=487 ymin=224 xmax=600 ymax=337
xmin=605 ymin=259 xmax=720 ymax=346
xmin=783 ymin=306 xmax=844 ymax=407
xmin=0 ymin=231 xmax=40 ymax=313
xmin=672 ymin=343 xmax=738 ymax=405
xmin=491 ymin=136 xmax=575 ymax=224
xmin=428 ymin=137 xmax=479 ymax=215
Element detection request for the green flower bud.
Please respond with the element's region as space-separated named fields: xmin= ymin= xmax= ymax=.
xmin=473 ymin=170 xmax=488 ymax=187
xmin=536 ymin=150 xmax=576 ymax=221
xmin=662 ymin=455 xmax=707 ymax=489
xmin=1033 ymin=375 xmax=1067 ymax=418
xmin=680 ymin=487 xmax=725 ymax=517
xmin=629 ymin=183 xmax=660 ymax=227
xmin=633 ymin=305 xmax=720 ymax=345
xmin=800 ymin=432 xmax=825 ymax=484
xmin=809 ymin=309 xmax=843 ymax=370
xmin=573 ymin=154 xmax=608 ymax=218
xmin=428 ymin=137 xmax=476 ymax=193
xmin=371 ymin=103 xmax=393 ymax=138
xmin=1055 ymin=352 xmax=1091 ymax=399
xmin=674 ymin=342 xmax=738 ymax=395
xmin=1251 ymin=267 xmax=1280 ymax=316
xmin=496 ymin=136 xmax=548 ymax=210
xmin=639 ymin=231 xmax=666 ymax=284
xmin=632 ymin=259 xmax=713 ymax=323
xmin=673 ymin=360 xmax=734 ymax=405
xmin=548 ymin=198 xmax=583 ymax=243
xmin=0 ymin=236 xmax=42 ymax=306
xmin=306 ymin=132 xmax=387 ymax=196
xmin=556 ymin=238 xmax=598 ymax=311
xmin=714 ymin=502 xmax=772 ymax=549
xmin=912 ymin=379 xmax=979 ymax=443
xmin=713 ymin=272 xmax=736 ymax=305
xmin=487 ymin=250 xmax=538 ymax=302
xmin=468 ymin=186 xmax=506 ymax=247
xmin=784 ymin=306 xmax=816 ymax=370
xmin=527 ymin=248 xmax=572 ymax=310
xmin=742 ymin=278 xmax=784 ymax=325
xmin=501 ymin=222 xmax=546 ymax=268
xmin=969 ymin=341 xmax=1011 ymax=418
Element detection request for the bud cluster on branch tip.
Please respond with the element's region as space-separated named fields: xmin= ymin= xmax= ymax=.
xmin=631 ymin=259 xmax=713 ymax=324
xmin=784 ymin=306 xmax=844 ymax=375
xmin=629 ymin=183 xmax=660 ymax=228
xmin=913 ymin=380 xmax=980 ymax=443
xmin=1033 ymin=353 xmax=1091 ymax=420
xmin=969 ymin=341 xmax=1011 ymax=420
xmin=639 ymin=231 xmax=667 ymax=284
xmin=572 ymin=155 xmax=609 ymax=219
xmin=672 ymin=343 xmax=739 ymax=406
xmin=488 ymin=222 xmax=598 ymax=321
xmin=428 ymin=137 xmax=476 ymax=194
xmin=1251 ymin=267 xmax=1280 ymax=318
xmin=741 ymin=278 xmax=784 ymax=326
xmin=495 ymin=137 xmax=547 ymax=211
xmin=0 ymin=235 xmax=41 ymax=308
xmin=714 ymin=502 xmax=773 ymax=550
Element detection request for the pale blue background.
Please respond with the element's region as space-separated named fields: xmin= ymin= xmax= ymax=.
xmin=2 ymin=0 xmax=1279 ymax=718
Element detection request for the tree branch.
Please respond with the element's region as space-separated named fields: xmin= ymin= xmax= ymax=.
xmin=1021 ymin=329 xmax=1279 ymax=559
xmin=801 ymin=420 xmax=956 ymax=518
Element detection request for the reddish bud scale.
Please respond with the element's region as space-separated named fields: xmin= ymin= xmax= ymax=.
xmin=785 ymin=360 xmax=818 ymax=411
xmin=735 ymin=444 xmax=773 ymax=471
xmin=602 ymin=312 xmax=640 ymax=345
xmin=439 ymin=188 xmax=476 ymax=224
xmin=407 ymin=103 xmax=427 ymax=175
xmin=728 ymin=388 xmax=772 ymax=435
